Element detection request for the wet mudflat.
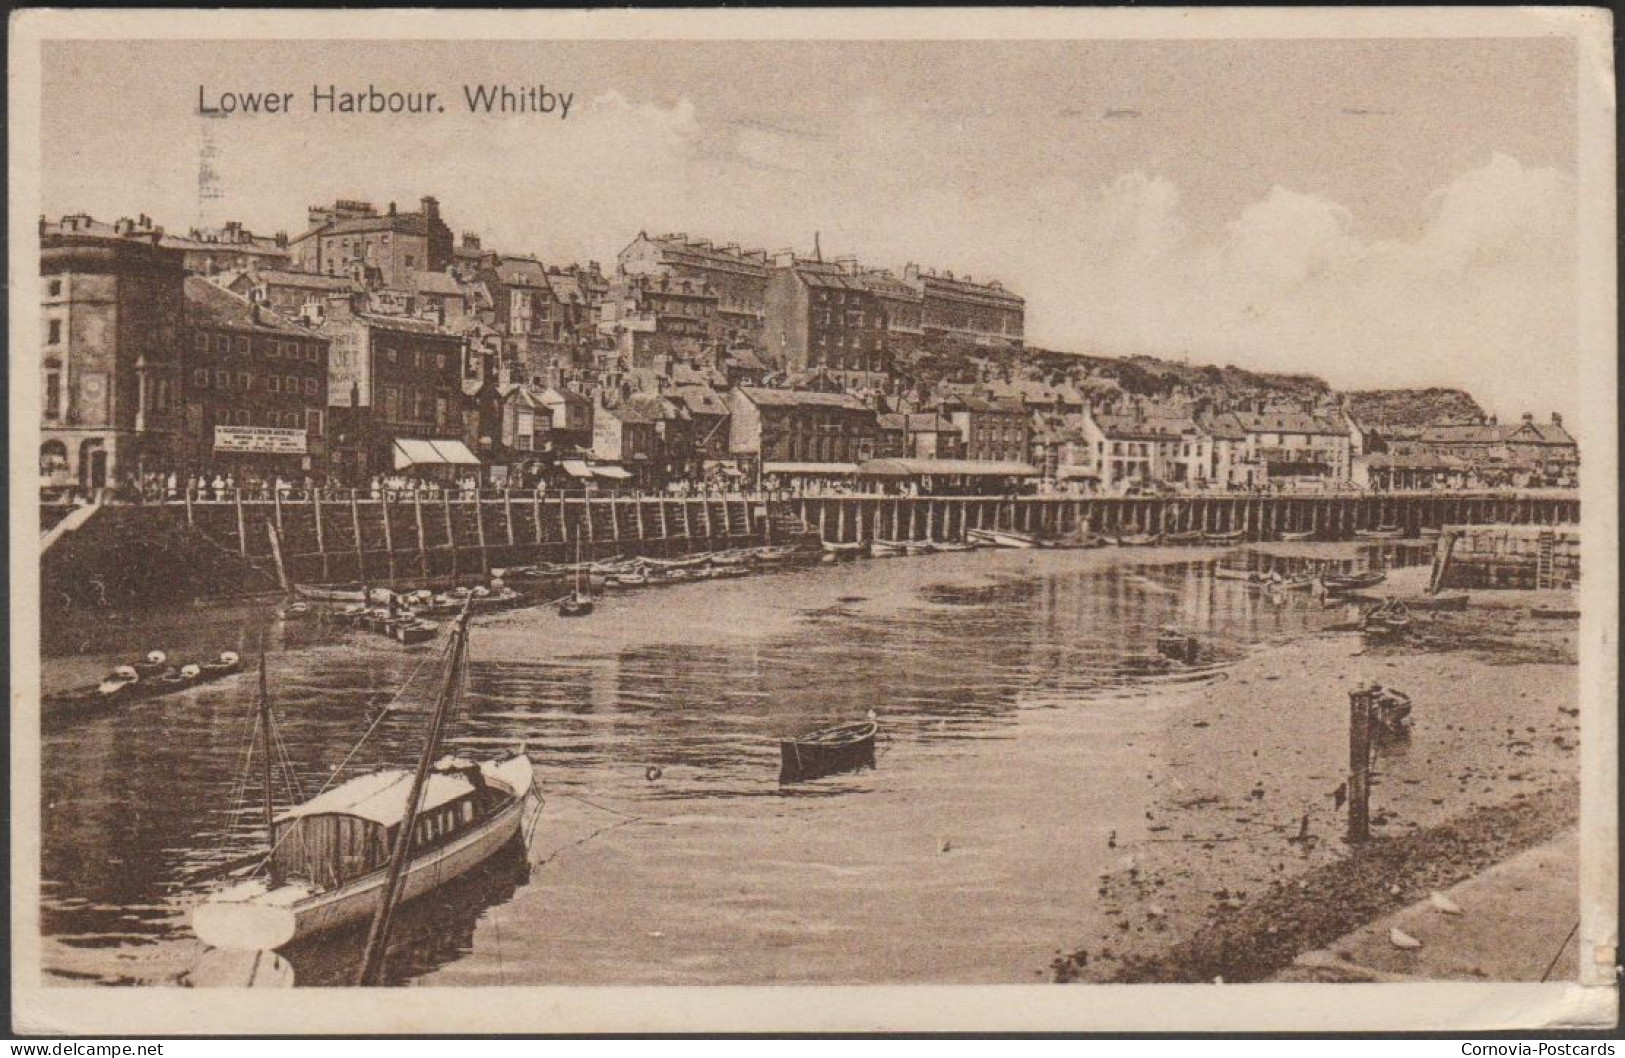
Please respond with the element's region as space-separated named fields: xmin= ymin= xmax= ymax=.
xmin=36 ymin=545 xmax=1576 ymax=986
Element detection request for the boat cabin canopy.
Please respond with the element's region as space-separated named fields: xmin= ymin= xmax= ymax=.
xmin=270 ymin=767 xmax=488 ymax=890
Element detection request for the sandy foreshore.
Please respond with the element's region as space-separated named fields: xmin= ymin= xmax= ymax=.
xmin=1051 ymin=583 xmax=1581 ymax=983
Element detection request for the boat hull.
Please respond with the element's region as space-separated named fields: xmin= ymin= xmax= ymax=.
xmin=779 ymin=722 xmax=878 ymax=784
xmin=195 ymin=757 xmax=535 ymax=951
xmin=966 ymin=528 xmax=1038 ymax=549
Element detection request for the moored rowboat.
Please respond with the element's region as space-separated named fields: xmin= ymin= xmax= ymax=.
xmin=779 ymin=719 xmax=878 ymax=784
xmin=966 ymin=527 xmax=1043 ymax=549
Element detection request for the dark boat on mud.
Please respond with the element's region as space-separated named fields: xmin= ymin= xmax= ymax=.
xmin=779 ymin=718 xmax=879 ymax=784
xmin=1362 ymin=598 xmax=1413 ymax=640
xmin=45 ymin=650 xmax=245 ymax=724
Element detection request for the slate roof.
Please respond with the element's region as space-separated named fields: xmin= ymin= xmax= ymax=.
xmin=184 ymin=276 xmax=312 ymax=338
xmin=736 ymin=387 xmax=871 ymax=411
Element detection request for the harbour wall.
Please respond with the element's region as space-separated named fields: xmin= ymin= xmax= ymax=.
xmin=42 ymin=490 xmax=1580 ymax=599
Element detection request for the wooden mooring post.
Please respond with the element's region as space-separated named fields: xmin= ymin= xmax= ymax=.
xmin=1346 ymin=685 xmax=1375 ymax=844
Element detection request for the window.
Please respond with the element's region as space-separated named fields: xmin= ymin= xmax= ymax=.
xmin=305 ymin=409 xmax=323 ymax=436
xmin=268 ymin=376 xmax=281 ymax=394
xmin=215 ymin=370 xmax=230 ymax=389
xmin=238 ymin=372 xmax=252 ymax=391
xmin=47 ymin=319 xmax=61 ymax=345
xmin=404 ymin=255 xmax=416 ymax=269
xmin=286 ymin=375 xmax=300 ymax=394
xmin=44 ymin=370 xmax=60 ymax=419
xmin=193 ymin=368 xmax=210 ymax=388
xmin=304 ymin=378 xmax=318 ymax=397
xmin=216 ymin=335 xmax=231 ymax=354
xmin=235 ymin=408 xmax=252 ymax=425
xmin=385 ymin=345 xmax=397 ymax=364
xmin=196 ymin=332 xmax=209 ymax=353
xmin=235 ymin=335 xmax=250 ymax=354
xmin=48 ymin=279 xmax=62 ymax=297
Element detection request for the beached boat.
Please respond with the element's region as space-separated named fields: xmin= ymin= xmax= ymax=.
xmin=406 ymin=586 xmax=524 ymax=617
xmin=557 ymin=537 xmax=596 ymax=617
xmin=966 ymin=527 xmax=1043 ymax=549
xmin=868 ymin=539 xmax=909 ymax=558
xmin=1265 ymin=572 xmax=1318 ymax=592
xmin=45 ymin=651 xmax=243 ymax=723
xmin=391 ymin=619 xmax=440 ymax=645
xmin=1054 ymin=531 xmax=1109 ymax=549
xmin=779 ymin=718 xmax=878 ymax=784
xmin=1355 ymin=525 xmax=1404 ymax=540
xmin=1114 ymin=532 xmax=1163 ymax=547
xmin=1529 ymin=605 xmax=1581 ymax=620
xmin=1115 ymin=653 xmax=1174 ymax=677
xmin=932 ymin=540 xmax=975 ymax=553
xmin=821 ymin=540 xmax=867 ymax=560
xmin=1213 ymin=565 xmax=1264 ymax=583
xmin=1372 ymin=686 xmax=1413 ymax=735
xmin=294 ymin=584 xmax=395 ymax=605
xmin=1362 ymin=599 xmax=1412 ymax=639
xmin=1155 ymin=628 xmax=1201 ymax=665
xmin=1163 ymin=530 xmax=1206 ymax=545
xmin=1278 ymin=529 xmax=1317 ymax=542
xmin=1322 ymin=569 xmax=1387 ymax=593
xmin=1202 ymin=529 xmax=1248 ymax=545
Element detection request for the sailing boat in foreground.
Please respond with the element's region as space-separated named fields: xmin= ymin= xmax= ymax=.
xmin=192 ymin=612 xmax=536 ymax=954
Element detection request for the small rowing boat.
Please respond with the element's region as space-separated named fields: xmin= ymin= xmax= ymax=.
xmin=1322 ymin=569 xmax=1387 ymax=593
xmin=1202 ymin=529 xmax=1247 ymax=545
xmin=779 ymin=718 xmax=878 ymax=784
xmin=45 ymin=651 xmax=244 ymax=723
xmin=1213 ymin=565 xmax=1264 ymax=583
xmin=1355 ymin=525 xmax=1404 ymax=540
xmin=821 ymin=540 xmax=867 ymax=560
xmin=1163 ymin=530 xmax=1205 ymax=545
xmin=1278 ymin=529 xmax=1317 ymax=542
xmin=966 ymin=527 xmax=1043 ymax=549
xmin=1362 ymin=598 xmax=1412 ymax=639
xmin=869 ymin=539 xmax=909 ymax=558
xmin=1529 ymin=605 xmax=1580 ymax=620
xmin=1114 ymin=532 xmax=1164 ymax=547
xmin=1155 ymin=628 xmax=1201 ymax=665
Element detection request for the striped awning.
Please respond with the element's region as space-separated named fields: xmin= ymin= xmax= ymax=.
xmin=393 ymin=438 xmax=482 ymax=469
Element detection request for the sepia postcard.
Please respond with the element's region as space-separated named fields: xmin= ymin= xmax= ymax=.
xmin=8 ymin=6 xmax=1618 ymax=1036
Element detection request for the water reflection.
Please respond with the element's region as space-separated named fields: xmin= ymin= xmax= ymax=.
xmin=40 ymin=546 xmax=1395 ymax=986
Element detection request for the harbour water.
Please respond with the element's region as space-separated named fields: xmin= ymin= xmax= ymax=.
xmin=40 ymin=546 xmax=1378 ymax=986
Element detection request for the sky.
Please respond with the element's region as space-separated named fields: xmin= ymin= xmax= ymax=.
xmin=41 ymin=37 xmax=1581 ymax=422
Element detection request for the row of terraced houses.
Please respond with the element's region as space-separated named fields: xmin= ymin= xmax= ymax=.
xmin=37 ymin=194 xmax=1576 ymax=497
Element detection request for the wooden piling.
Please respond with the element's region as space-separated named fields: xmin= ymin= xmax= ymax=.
xmin=1347 ymin=686 xmax=1373 ymax=844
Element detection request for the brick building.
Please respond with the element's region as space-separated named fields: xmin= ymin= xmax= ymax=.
xmin=289 ymin=196 xmax=454 ymax=288
xmin=39 ymin=216 xmax=188 ymax=491
xmin=182 ymin=277 xmax=330 ymax=481
xmin=317 ymin=298 xmax=473 ymax=483
xmin=904 ymin=264 xmax=1024 ymax=347
xmin=618 ymin=232 xmax=769 ymax=347
xmin=727 ymin=387 xmax=880 ymax=469
xmin=763 ymin=257 xmax=891 ymax=388
xmin=941 ymin=394 xmax=1030 ymax=463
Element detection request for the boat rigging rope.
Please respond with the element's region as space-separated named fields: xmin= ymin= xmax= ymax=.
xmin=211 ymin=693 xmax=269 ymax=860
xmin=307 ymin=640 xmax=448 ymax=801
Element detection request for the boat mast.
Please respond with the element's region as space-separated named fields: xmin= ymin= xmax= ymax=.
xmin=356 ymin=604 xmax=471 ymax=987
xmin=258 ymin=645 xmax=282 ymax=889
